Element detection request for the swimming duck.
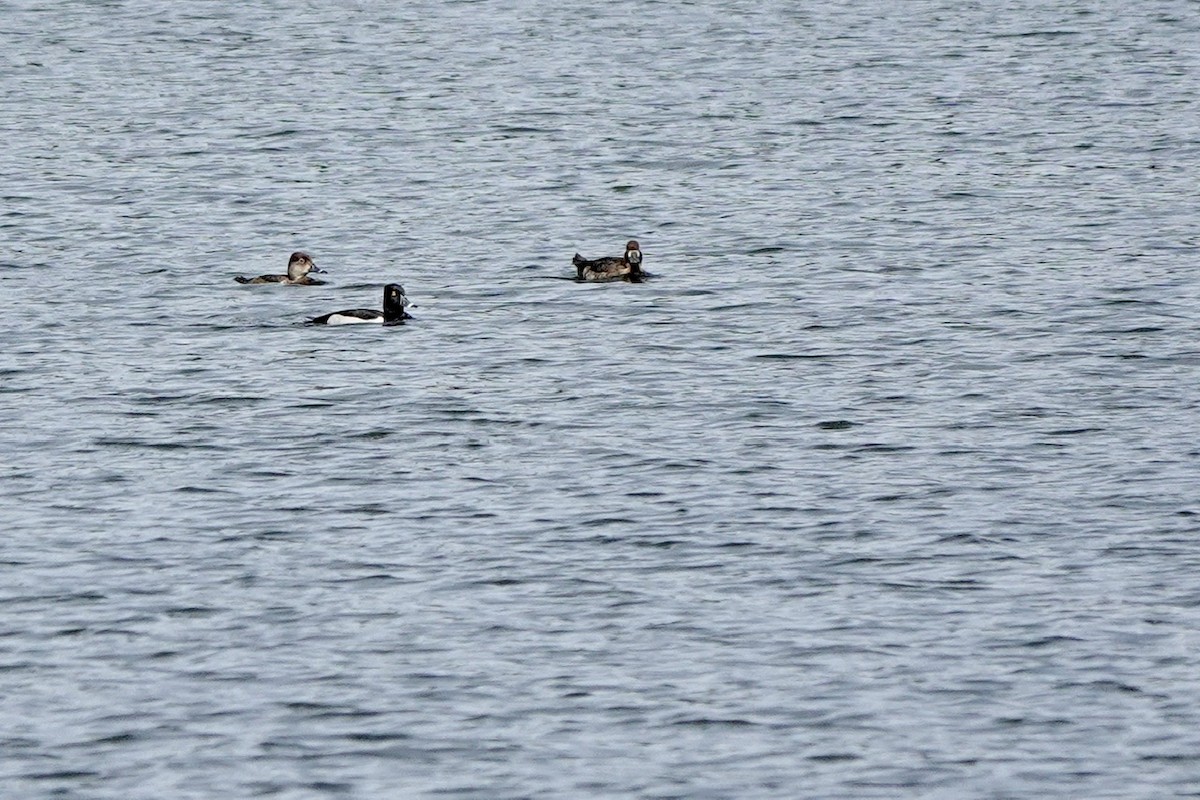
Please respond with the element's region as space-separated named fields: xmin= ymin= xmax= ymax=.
xmin=235 ymin=251 xmax=327 ymax=285
xmin=573 ymin=240 xmax=643 ymax=282
xmin=310 ymin=284 xmax=412 ymax=325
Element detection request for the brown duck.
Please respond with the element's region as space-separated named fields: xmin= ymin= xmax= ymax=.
xmin=235 ymin=251 xmax=327 ymax=285
xmin=573 ymin=240 xmax=643 ymax=282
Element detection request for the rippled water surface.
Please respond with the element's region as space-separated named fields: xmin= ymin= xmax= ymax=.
xmin=4 ymin=1 xmax=1200 ymax=797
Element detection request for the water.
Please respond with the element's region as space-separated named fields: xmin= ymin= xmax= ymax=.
xmin=3 ymin=0 xmax=1200 ymax=796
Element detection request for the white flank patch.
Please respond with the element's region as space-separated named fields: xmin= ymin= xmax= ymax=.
xmin=326 ymin=314 xmax=382 ymax=325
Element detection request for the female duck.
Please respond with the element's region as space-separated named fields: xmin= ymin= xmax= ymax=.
xmin=310 ymin=284 xmax=412 ymax=325
xmin=235 ymin=251 xmax=327 ymax=285
xmin=573 ymin=240 xmax=643 ymax=282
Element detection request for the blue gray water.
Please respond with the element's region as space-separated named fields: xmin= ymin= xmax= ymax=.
xmin=3 ymin=0 xmax=1200 ymax=797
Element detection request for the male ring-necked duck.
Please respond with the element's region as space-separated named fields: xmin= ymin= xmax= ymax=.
xmin=573 ymin=240 xmax=643 ymax=282
xmin=309 ymin=284 xmax=412 ymax=325
xmin=235 ymin=251 xmax=327 ymax=285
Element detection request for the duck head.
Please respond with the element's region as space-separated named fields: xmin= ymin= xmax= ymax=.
xmin=383 ymin=283 xmax=412 ymax=323
xmin=286 ymin=251 xmax=325 ymax=280
xmin=624 ymin=240 xmax=643 ymax=275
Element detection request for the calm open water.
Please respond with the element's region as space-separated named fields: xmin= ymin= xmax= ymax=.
xmin=3 ymin=0 xmax=1200 ymax=797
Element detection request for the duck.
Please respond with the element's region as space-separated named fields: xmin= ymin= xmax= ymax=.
xmin=573 ymin=240 xmax=643 ymax=282
xmin=235 ymin=251 xmax=327 ymax=285
xmin=309 ymin=284 xmax=412 ymax=325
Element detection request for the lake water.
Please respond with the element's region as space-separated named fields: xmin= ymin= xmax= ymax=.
xmin=3 ymin=0 xmax=1200 ymax=797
